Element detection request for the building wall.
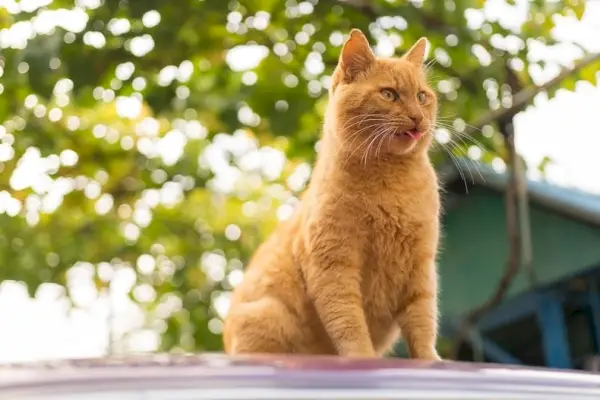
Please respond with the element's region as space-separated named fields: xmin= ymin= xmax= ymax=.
xmin=439 ymin=187 xmax=600 ymax=320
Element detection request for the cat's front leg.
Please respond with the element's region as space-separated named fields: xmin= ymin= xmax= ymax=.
xmin=301 ymin=222 xmax=375 ymax=357
xmin=304 ymin=256 xmax=375 ymax=357
xmin=397 ymin=259 xmax=441 ymax=361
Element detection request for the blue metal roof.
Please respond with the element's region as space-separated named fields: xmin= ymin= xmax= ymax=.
xmin=440 ymin=159 xmax=600 ymax=227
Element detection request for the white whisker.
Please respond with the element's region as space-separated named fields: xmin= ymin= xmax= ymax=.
xmin=445 ymin=140 xmax=475 ymax=185
xmin=333 ymin=120 xmax=389 ymax=158
xmin=435 ymin=122 xmax=487 ymax=150
xmin=375 ymin=125 xmax=396 ymax=164
xmin=342 ymin=123 xmax=389 ymax=169
xmin=361 ymin=124 xmax=391 ymax=168
xmin=442 ymin=143 xmax=469 ymax=194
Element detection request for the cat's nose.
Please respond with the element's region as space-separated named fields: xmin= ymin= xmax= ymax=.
xmin=409 ymin=115 xmax=423 ymax=127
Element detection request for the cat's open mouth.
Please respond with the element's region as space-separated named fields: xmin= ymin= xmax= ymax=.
xmin=395 ymin=129 xmax=422 ymax=140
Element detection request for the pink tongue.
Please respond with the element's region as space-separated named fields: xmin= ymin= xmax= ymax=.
xmin=406 ymin=130 xmax=421 ymax=140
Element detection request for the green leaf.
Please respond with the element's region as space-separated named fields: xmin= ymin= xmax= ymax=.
xmin=0 ymin=0 xmax=595 ymax=355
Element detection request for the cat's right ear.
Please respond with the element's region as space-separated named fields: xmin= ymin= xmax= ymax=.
xmin=402 ymin=37 xmax=429 ymax=66
xmin=331 ymin=29 xmax=375 ymax=92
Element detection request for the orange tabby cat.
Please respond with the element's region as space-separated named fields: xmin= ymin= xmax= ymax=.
xmin=223 ymin=29 xmax=441 ymax=360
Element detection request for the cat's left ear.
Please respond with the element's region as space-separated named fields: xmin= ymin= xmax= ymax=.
xmin=402 ymin=37 xmax=429 ymax=66
xmin=338 ymin=29 xmax=376 ymax=80
xmin=330 ymin=29 xmax=375 ymax=93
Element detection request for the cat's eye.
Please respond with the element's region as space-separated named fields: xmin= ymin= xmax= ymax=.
xmin=380 ymin=88 xmax=399 ymax=102
xmin=417 ymin=91 xmax=427 ymax=104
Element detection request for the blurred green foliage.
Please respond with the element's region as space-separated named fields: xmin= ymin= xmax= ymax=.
xmin=0 ymin=0 xmax=597 ymax=355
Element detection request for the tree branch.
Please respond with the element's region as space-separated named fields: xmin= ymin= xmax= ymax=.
xmin=450 ymin=122 xmax=521 ymax=360
xmin=328 ymin=0 xmax=481 ymax=93
xmin=468 ymin=52 xmax=600 ymax=133
xmin=445 ymin=53 xmax=600 ymax=357
xmin=332 ymin=0 xmax=459 ymax=36
xmin=331 ymin=0 xmax=600 ymax=131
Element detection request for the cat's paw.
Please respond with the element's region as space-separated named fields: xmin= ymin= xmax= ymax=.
xmin=343 ymin=347 xmax=377 ymax=358
xmin=412 ymin=349 xmax=442 ymax=361
xmin=346 ymin=352 xmax=377 ymax=358
xmin=423 ymin=351 xmax=442 ymax=361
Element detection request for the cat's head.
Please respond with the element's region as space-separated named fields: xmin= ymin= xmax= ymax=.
xmin=327 ymin=29 xmax=437 ymax=158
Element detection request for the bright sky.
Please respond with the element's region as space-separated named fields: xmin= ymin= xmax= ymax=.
xmin=0 ymin=0 xmax=599 ymax=364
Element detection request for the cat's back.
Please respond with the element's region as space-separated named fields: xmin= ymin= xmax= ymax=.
xmin=231 ymin=219 xmax=300 ymax=298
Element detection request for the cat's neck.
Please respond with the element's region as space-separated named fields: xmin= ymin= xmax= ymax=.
xmin=311 ymin=129 xmax=434 ymax=190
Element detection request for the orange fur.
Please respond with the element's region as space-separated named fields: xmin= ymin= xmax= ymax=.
xmin=223 ymin=30 xmax=441 ymax=360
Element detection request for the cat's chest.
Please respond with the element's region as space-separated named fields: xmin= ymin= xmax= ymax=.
xmin=360 ymin=195 xmax=436 ymax=308
xmin=360 ymin=206 xmax=418 ymax=302
xmin=367 ymin=200 xmax=426 ymax=263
